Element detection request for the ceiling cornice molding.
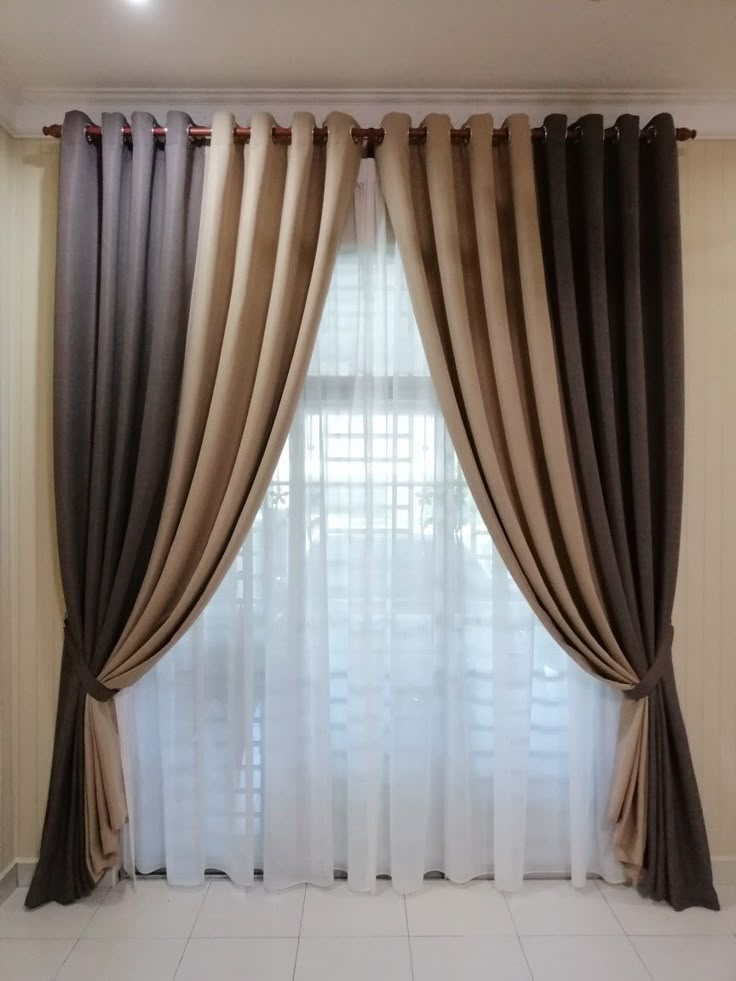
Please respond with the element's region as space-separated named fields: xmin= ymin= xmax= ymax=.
xmin=7 ymin=86 xmax=736 ymax=139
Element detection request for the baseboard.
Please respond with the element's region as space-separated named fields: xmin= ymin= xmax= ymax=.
xmin=0 ymin=861 xmax=16 ymax=905
xmin=712 ymin=856 xmax=736 ymax=885
xmin=14 ymin=860 xmax=37 ymax=887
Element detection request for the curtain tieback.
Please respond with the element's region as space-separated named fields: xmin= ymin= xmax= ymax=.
xmin=64 ymin=620 xmax=116 ymax=702
xmin=625 ymin=624 xmax=675 ymax=701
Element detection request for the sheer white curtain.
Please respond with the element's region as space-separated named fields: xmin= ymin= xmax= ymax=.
xmin=118 ymin=160 xmax=624 ymax=894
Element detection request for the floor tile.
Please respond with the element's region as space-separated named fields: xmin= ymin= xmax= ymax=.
xmin=175 ymin=938 xmax=298 ymax=980
xmin=295 ymin=937 xmax=412 ymax=981
xmin=598 ymin=881 xmax=732 ymax=935
xmin=521 ymin=935 xmax=651 ymax=981
xmin=411 ymin=936 xmax=532 ymax=980
xmin=0 ymin=887 xmax=104 ymax=939
xmin=632 ymin=935 xmax=736 ymax=981
xmin=83 ymin=880 xmax=207 ymax=939
xmin=506 ymin=881 xmax=621 ymax=936
xmin=405 ymin=880 xmax=515 ymax=936
xmin=8 ymin=876 xmax=733 ymax=981
xmin=55 ymin=938 xmax=185 ymax=981
xmin=300 ymin=882 xmax=406 ymax=937
xmin=0 ymin=938 xmax=75 ymax=980
xmin=192 ymin=881 xmax=304 ymax=938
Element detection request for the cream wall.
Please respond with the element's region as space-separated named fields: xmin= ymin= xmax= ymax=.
xmin=677 ymin=140 xmax=736 ymax=861
xmin=0 ymin=134 xmax=734 ymax=869
xmin=0 ymin=130 xmax=63 ymax=868
xmin=0 ymin=127 xmax=15 ymax=874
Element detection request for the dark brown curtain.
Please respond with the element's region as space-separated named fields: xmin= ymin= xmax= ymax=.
xmin=533 ymin=112 xmax=718 ymax=910
xmin=26 ymin=110 xmax=205 ymax=908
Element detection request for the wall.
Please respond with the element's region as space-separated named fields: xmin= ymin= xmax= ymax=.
xmin=677 ymin=140 xmax=736 ymax=863
xmin=0 ymin=127 xmax=15 ymax=875
xmin=0 ymin=134 xmax=734 ymax=869
xmin=0 ymin=129 xmax=62 ymax=868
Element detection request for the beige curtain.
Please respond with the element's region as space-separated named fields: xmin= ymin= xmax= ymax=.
xmin=84 ymin=110 xmax=361 ymax=878
xmin=374 ymin=112 xmax=648 ymax=873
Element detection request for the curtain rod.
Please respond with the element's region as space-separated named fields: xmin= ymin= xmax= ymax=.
xmin=42 ymin=122 xmax=697 ymax=157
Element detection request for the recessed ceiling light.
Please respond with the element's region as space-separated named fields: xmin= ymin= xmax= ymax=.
xmin=126 ymin=0 xmax=150 ymax=6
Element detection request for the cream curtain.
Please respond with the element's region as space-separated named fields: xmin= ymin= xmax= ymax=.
xmin=84 ymin=110 xmax=361 ymax=879
xmin=374 ymin=112 xmax=647 ymax=873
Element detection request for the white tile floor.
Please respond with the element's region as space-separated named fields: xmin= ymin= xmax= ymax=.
xmin=1 ymin=878 xmax=734 ymax=980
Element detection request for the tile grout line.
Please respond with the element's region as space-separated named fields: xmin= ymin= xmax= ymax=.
xmin=403 ymin=892 xmax=414 ymax=981
xmin=77 ymin=882 xmax=109 ymax=940
xmin=52 ymin=883 xmax=109 ymax=980
xmin=501 ymin=888 xmax=535 ymax=981
xmin=593 ymin=879 xmax=655 ymax=980
xmin=292 ymin=883 xmax=307 ymax=981
xmin=173 ymin=878 xmax=211 ymax=980
xmin=52 ymin=935 xmax=80 ymax=978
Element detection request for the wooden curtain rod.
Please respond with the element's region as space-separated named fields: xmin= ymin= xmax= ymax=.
xmin=42 ymin=122 xmax=697 ymax=156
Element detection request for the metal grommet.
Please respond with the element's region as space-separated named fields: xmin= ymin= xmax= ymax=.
xmin=187 ymin=124 xmax=207 ymax=148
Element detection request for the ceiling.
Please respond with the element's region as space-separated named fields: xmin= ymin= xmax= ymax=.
xmin=3 ymin=0 xmax=736 ymax=91
xmin=1 ymin=0 xmax=736 ymax=135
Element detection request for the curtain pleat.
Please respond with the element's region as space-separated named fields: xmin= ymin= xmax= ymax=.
xmin=375 ymin=111 xmax=717 ymax=910
xmin=534 ymin=112 xmax=717 ymax=910
xmin=27 ymin=110 xmax=205 ymax=908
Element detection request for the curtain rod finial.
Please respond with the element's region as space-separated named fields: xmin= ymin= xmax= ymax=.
xmin=676 ymin=127 xmax=697 ymax=141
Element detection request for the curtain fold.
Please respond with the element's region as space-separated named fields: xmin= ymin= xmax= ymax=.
xmin=533 ymin=112 xmax=717 ymax=910
xmin=28 ymin=109 xmax=360 ymax=907
xmin=27 ymin=109 xmax=205 ymax=908
xmin=374 ymin=111 xmax=717 ymax=910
